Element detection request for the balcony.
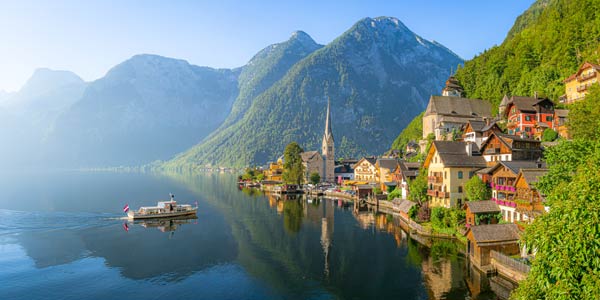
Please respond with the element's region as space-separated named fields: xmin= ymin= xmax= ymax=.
xmin=427 ymin=190 xmax=436 ymax=197
xmin=577 ymin=83 xmax=595 ymax=92
xmin=578 ymin=71 xmax=597 ymax=81
xmin=493 ymin=198 xmax=517 ymax=208
xmin=427 ymin=190 xmax=449 ymax=198
xmin=438 ymin=191 xmax=449 ymax=198
xmin=427 ymin=176 xmax=443 ymax=184
xmin=491 ymin=183 xmax=516 ymax=192
xmin=485 ymin=148 xmax=501 ymax=154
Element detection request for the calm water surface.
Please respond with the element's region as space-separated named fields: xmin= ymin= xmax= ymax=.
xmin=0 ymin=171 xmax=510 ymax=300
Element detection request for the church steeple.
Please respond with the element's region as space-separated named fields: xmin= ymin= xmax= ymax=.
xmin=322 ymin=97 xmax=335 ymax=183
xmin=324 ymin=98 xmax=334 ymax=142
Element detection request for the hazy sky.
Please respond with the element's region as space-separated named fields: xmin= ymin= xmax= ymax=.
xmin=0 ymin=0 xmax=534 ymax=92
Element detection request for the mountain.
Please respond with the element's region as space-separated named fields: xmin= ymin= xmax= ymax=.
xmin=166 ymin=17 xmax=463 ymax=169
xmin=0 ymin=69 xmax=87 ymax=169
xmin=221 ymin=30 xmax=323 ymax=129
xmin=455 ymin=0 xmax=600 ymax=107
xmin=45 ymin=54 xmax=239 ymax=167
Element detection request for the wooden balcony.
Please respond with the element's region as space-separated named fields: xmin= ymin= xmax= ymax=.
xmin=578 ymin=71 xmax=597 ymax=81
xmin=427 ymin=190 xmax=449 ymax=198
xmin=427 ymin=176 xmax=443 ymax=184
xmin=427 ymin=189 xmax=437 ymax=197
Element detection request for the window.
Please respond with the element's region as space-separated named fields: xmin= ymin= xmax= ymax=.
xmin=458 ymin=186 xmax=463 ymax=193
xmin=525 ymin=127 xmax=531 ymax=132
xmin=546 ymin=116 xmax=553 ymax=122
xmin=469 ymin=171 xmax=474 ymax=179
xmin=525 ymin=115 xmax=531 ymax=121
xmin=458 ymin=171 xmax=463 ymax=179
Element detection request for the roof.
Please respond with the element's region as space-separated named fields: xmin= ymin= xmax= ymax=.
xmin=504 ymin=96 xmax=554 ymax=116
xmin=468 ymin=223 xmax=521 ymax=246
xmin=517 ymin=168 xmax=549 ymax=188
xmin=466 ymin=120 xmax=487 ymax=132
xmin=392 ymin=199 xmax=416 ymax=214
xmin=480 ymin=132 xmax=541 ymax=153
xmin=384 ymin=181 xmax=397 ymax=187
xmin=575 ymin=61 xmax=600 ymax=77
xmin=428 ymin=141 xmax=487 ymax=168
xmin=476 ymin=167 xmax=494 ymax=175
xmin=425 ymin=96 xmax=492 ymax=118
xmin=465 ymin=200 xmax=500 ymax=214
xmin=300 ymin=151 xmax=321 ymax=162
xmin=353 ymin=156 xmax=377 ymax=169
xmin=489 ymin=160 xmax=546 ymax=176
xmin=554 ymin=109 xmax=569 ymax=117
xmin=377 ymin=158 xmax=399 ymax=171
xmin=481 ymin=121 xmax=501 ymax=132
xmin=499 ymin=95 xmax=510 ymax=107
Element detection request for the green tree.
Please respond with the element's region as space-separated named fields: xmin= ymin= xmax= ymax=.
xmin=309 ymin=172 xmax=321 ymax=185
xmin=464 ymin=176 xmax=491 ymax=201
xmin=282 ymin=142 xmax=305 ymax=184
xmin=512 ymin=159 xmax=600 ymax=300
xmin=408 ymin=170 xmax=428 ymax=204
xmin=387 ymin=188 xmax=402 ymax=200
xmin=541 ymin=128 xmax=559 ymax=142
xmin=568 ymin=85 xmax=600 ymax=141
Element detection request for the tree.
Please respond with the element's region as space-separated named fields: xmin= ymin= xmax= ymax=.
xmin=464 ymin=175 xmax=491 ymax=201
xmin=568 ymin=85 xmax=600 ymax=141
xmin=542 ymin=128 xmax=559 ymax=142
xmin=408 ymin=170 xmax=428 ymax=204
xmin=512 ymin=159 xmax=600 ymax=300
xmin=309 ymin=172 xmax=321 ymax=185
xmin=387 ymin=188 xmax=402 ymax=200
xmin=282 ymin=142 xmax=305 ymax=184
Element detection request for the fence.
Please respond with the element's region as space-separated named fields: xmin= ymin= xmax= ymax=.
xmin=491 ymin=250 xmax=531 ymax=274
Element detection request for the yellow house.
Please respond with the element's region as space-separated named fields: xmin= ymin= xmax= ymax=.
xmin=424 ymin=141 xmax=487 ymax=208
xmin=562 ymin=62 xmax=600 ymax=104
xmin=353 ymin=157 xmax=378 ymax=183
xmin=375 ymin=158 xmax=399 ymax=192
xmin=264 ymin=156 xmax=284 ymax=182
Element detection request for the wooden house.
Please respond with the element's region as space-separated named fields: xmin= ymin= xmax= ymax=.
xmin=479 ymin=132 xmax=542 ymax=165
xmin=514 ymin=168 xmax=548 ymax=223
xmin=392 ymin=161 xmax=420 ymax=199
xmin=464 ymin=200 xmax=500 ymax=227
xmin=553 ymin=109 xmax=569 ymax=139
xmin=376 ymin=158 xmax=400 ymax=192
xmin=466 ymin=224 xmax=521 ymax=269
xmin=462 ymin=120 xmax=501 ymax=148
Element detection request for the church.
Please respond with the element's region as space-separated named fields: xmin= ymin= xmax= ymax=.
xmin=301 ymin=99 xmax=335 ymax=183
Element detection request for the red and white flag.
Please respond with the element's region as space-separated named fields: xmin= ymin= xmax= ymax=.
xmin=123 ymin=223 xmax=129 ymax=232
xmin=123 ymin=204 xmax=130 ymax=213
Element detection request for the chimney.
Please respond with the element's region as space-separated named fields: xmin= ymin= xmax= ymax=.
xmin=466 ymin=142 xmax=473 ymax=157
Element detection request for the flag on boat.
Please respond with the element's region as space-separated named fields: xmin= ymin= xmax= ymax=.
xmin=123 ymin=204 xmax=129 ymax=213
xmin=123 ymin=223 xmax=129 ymax=232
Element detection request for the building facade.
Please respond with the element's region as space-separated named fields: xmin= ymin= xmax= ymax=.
xmin=562 ymin=62 xmax=600 ymax=104
xmin=422 ymin=95 xmax=493 ymax=140
xmin=504 ymin=96 xmax=554 ymax=138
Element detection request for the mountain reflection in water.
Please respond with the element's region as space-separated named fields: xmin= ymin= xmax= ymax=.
xmin=0 ymin=171 xmax=510 ymax=300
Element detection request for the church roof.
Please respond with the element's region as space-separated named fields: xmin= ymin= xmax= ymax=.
xmin=324 ymin=98 xmax=334 ymax=143
xmin=425 ymin=96 xmax=492 ymax=118
xmin=300 ymin=151 xmax=321 ymax=163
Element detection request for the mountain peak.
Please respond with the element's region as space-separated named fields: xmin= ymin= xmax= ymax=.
xmin=20 ymin=68 xmax=83 ymax=97
xmin=359 ymin=16 xmax=410 ymax=32
xmin=288 ymin=30 xmax=318 ymax=47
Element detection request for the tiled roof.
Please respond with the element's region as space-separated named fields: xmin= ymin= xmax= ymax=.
xmin=489 ymin=160 xmax=546 ymax=175
xmin=432 ymin=141 xmax=487 ymax=168
xmin=377 ymin=158 xmax=399 ymax=171
xmin=392 ymin=199 xmax=416 ymax=214
xmin=465 ymin=200 xmax=500 ymax=214
xmin=519 ymin=169 xmax=549 ymax=188
xmin=469 ymin=223 xmax=521 ymax=245
xmin=300 ymin=151 xmax=321 ymax=162
xmin=425 ymin=96 xmax=492 ymax=118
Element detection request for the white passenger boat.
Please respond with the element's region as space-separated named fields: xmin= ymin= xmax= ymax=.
xmin=127 ymin=194 xmax=197 ymax=220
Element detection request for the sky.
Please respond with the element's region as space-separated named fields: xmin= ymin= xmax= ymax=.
xmin=0 ymin=0 xmax=535 ymax=92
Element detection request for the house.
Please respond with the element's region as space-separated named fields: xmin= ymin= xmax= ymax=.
xmin=462 ymin=120 xmax=501 ymax=148
xmin=561 ymin=61 xmax=600 ymax=104
xmin=334 ymin=159 xmax=357 ymax=184
xmin=513 ymin=168 xmax=548 ymax=224
xmin=488 ymin=161 xmax=546 ymax=223
xmin=353 ymin=157 xmax=378 ymax=183
xmin=504 ymin=96 xmax=555 ymax=139
xmin=464 ymin=200 xmax=500 ymax=227
xmin=466 ymin=224 xmax=521 ymax=269
xmin=376 ymin=158 xmax=399 ymax=192
xmin=301 ymin=151 xmax=324 ymax=183
xmin=423 ymin=141 xmax=487 ymax=208
xmin=264 ymin=156 xmax=284 ymax=182
xmin=553 ymin=109 xmax=569 ymax=139
xmin=354 ymin=184 xmax=375 ymax=199
xmin=392 ymin=161 xmax=420 ymax=199
xmin=422 ymin=95 xmax=493 ymax=141
xmin=406 ymin=140 xmax=420 ymax=154
xmin=479 ymin=132 xmax=542 ymax=165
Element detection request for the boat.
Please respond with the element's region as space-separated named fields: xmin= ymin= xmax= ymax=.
xmin=127 ymin=194 xmax=197 ymax=220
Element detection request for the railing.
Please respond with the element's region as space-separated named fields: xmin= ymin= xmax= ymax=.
xmin=491 ymin=250 xmax=531 ymax=274
xmin=427 ymin=190 xmax=437 ymax=197
xmin=493 ymin=198 xmax=517 ymax=208
xmin=427 ymin=176 xmax=443 ymax=184
xmin=485 ymin=148 xmax=500 ymax=154
xmin=493 ymin=184 xmax=516 ymax=192
xmin=438 ymin=191 xmax=449 ymax=198
xmin=578 ymin=71 xmax=597 ymax=81
xmin=577 ymin=83 xmax=595 ymax=92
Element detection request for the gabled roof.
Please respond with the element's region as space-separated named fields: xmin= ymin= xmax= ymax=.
xmin=516 ymin=168 xmax=549 ymax=189
xmin=479 ymin=132 xmax=541 ymax=153
xmin=504 ymin=96 xmax=554 ymax=116
xmin=353 ymin=156 xmax=377 ymax=169
xmin=465 ymin=200 xmax=500 ymax=214
xmin=466 ymin=120 xmax=487 ymax=133
xmin=425 ymin=96 xmax=492 ymax=118
xmin=499 ymin=95 xmax=510 ymax=107
xmin=488 ymin=160 xmax=546 ymax=176
xmin=467 ymin=223 xmax=520 ymax=246
xmin=300 ymin=151 xmax=321 ymax=163
xmin=377 ymin=158 xmax=399 ymax=171
xmin=575 ymin=61 xmax=600 ymax=77
xmin=481 ymin=121 xmax=501 ymax=132
xmin=396 ymin=161 xmax=420 ymax=179
xmin=424 ymin=141 xmax=486 ymax=168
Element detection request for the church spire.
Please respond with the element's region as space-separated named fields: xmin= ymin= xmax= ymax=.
xmin=324 ymin=97 xmax=333 ymax=141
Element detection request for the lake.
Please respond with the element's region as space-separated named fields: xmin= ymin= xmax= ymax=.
xmin=0 ymin=171 xmax=512 ymax=299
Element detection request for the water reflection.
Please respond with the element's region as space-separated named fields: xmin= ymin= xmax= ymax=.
xmin=130 ymin=215 xmax=197 ymax=233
